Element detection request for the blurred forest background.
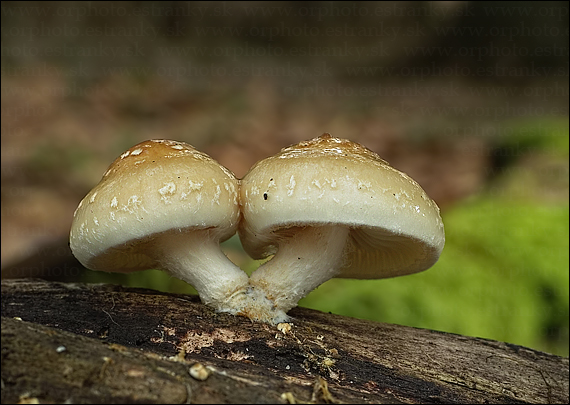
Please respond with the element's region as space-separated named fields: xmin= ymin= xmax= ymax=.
xmin=1 ymin=1 xmax=568 ymax=356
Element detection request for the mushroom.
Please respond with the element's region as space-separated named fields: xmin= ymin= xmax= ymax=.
xmin=69 ymin=139 xmax=250 ymax=314
xmin=239 ymin=133 xmax=445 ymax=324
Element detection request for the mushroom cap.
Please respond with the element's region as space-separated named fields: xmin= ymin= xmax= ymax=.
xmin=70 ymin=139 xmax=240 ymax=272
xmin=239 ymin=134 xmax=445 ymax=279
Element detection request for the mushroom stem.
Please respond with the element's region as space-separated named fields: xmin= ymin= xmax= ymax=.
xmin=153 ymin=230 xmax=250 ymax=314
xmin=249 ymin=225 xmax=350 ymax=322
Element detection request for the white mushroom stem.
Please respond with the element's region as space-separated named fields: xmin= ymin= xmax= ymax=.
xmin=153 ymin=229 xmax=250 ymax=314
xmin=248 ymin=225 xmax=351 ymax=323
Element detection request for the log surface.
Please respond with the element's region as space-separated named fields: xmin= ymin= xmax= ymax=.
xmin=1 ymin=279 xmax=568 ymax=404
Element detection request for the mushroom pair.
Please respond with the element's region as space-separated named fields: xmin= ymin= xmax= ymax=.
xmin=70 ymin=135 xmax=445 ymax=324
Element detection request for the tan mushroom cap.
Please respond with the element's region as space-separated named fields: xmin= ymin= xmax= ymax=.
xmin=239 ymin=133 xmax=445 ymax=279
xmin=70 ymin=139 xmax=240 ymax=272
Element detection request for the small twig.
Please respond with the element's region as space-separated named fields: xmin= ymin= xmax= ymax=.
xmin=101 ymin=295 xmax=120 ymax=327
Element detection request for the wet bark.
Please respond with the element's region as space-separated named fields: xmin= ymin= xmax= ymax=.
xmin=1 ymin=279 xmax=568 ymax=404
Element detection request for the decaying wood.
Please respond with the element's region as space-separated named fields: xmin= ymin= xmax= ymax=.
xmin=1 ymin=279 xmax=568 ymax=404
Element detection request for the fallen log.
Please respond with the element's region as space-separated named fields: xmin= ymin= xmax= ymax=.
xmin=1 ymin=279 xmax=568 ymax=404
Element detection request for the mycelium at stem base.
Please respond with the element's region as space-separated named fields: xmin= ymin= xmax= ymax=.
xmin=247 ymin=225 xmax=351 ymax=324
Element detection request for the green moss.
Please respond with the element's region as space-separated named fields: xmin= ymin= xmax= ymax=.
xmin=492 ymin=118 xmax=569 ymax=157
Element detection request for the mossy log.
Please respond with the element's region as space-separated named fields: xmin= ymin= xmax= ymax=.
xmin=1 ymin=279 xmax=568 ymax=404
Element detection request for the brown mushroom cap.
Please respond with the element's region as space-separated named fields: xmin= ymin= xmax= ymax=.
xmin=239 ymin=133 xmax=445 ymax=279
xmin=70 ymin=139 xmax=240 ymax=272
